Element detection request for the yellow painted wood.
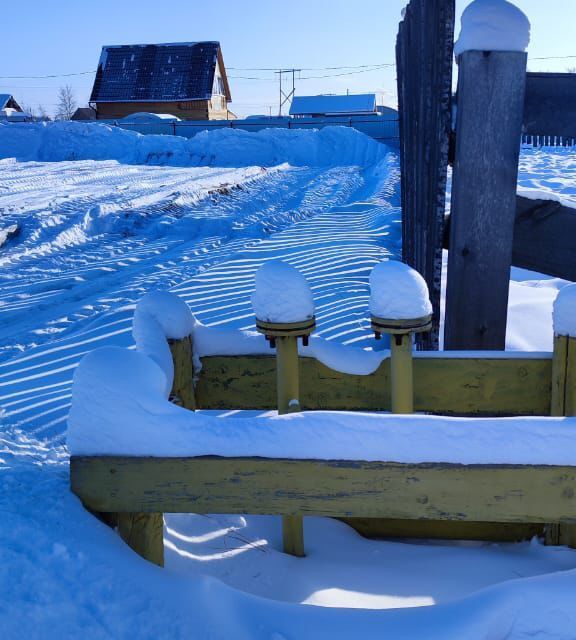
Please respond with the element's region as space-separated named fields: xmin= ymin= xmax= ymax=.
xmin=169 ymin=336 xmax=196 ymax=411
xmin=551 ymin=334 xmax=576 ymax=547
xmin=195 ymin=354 xmax=552 ymax=416
xmin=274 ymin=336 xmax=305 ymax=555
xmin=70 ymin=456 xmax=576 ymax=523
xmin=340 ymin=518 xmax=545 ymax=542
xmin=390 ymin=334 xmax=414 ymax=414
xmin=283 ymin=515 xmax=305 ymax=557
xmin=276 ymin=337 xmax=300 ymax=414
xmin=551 ymin=335 xmax=568 ymax=416
xmin=117 ymin=512 xmax=164 ymax=567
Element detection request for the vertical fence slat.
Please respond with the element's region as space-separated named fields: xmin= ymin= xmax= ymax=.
xmin=396 ymin=0 xmax=455 ymax=350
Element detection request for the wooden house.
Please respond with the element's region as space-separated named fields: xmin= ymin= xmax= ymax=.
xmin=89 ymin=42 xmax=233 ymax=121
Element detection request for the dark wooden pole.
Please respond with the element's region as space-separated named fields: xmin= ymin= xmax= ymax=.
xmin=444 ymin=50 xmax=527 ymax=350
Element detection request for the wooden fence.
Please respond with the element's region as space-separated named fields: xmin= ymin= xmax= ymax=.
xmin=395 ymin=0 xmax=455 ymax=349
xmin=397 ymin=0 xmax=576 ymax=351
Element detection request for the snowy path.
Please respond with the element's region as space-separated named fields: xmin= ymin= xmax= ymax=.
xmin=0 ymin=156 xmax=398 ymax=444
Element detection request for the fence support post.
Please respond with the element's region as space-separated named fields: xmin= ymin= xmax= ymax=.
xmin=256 ymin=318 xmax=315 ymax=557
xmin=548 ymin=333 xmax=576 ymax=546
xmin=117 ymin=512 xmax=164 ymax=567
xmin=169 ymin=335 xmax=196 ymax=410
xmin=444 ymin=50 xmax=527 ymax=350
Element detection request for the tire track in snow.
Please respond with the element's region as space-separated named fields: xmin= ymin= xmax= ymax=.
xmin=0 ymin=153 xmax=400 ymax=444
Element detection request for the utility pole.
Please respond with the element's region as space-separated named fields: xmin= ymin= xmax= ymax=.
xmin=275 ymin=69 xmax=301 ymax=116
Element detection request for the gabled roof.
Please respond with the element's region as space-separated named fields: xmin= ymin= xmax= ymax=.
xmin=90 ymin=42 xmax=231 ymax=103
xmin=0 ymin=95 xmax=22 ymax=111
xmin=289 ymin=94 xmax=377 ymax=116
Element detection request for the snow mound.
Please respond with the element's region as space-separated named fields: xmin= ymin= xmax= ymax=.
xmin=252 ymin=260 xmax=315 ymax=323
xmin=132 ymin=291 xmax=196 ymax=394
xmin=68 ymin=340 xmax=576 ymax=464
xmin=369 ymin=260 xmax=432 ymax=320
xmin=0 ymin=121 xmax=387 ymax=168
xmin=454 ymin=0 xmax=530 ymax=56
xmin=553 ymin=284 xmax=576 ymax=338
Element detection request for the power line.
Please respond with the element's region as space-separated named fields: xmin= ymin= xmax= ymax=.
xmin=528 ymin=54 xmax=576 ymax=61
xmin=0 ymin=70 xmax=95 ymax=79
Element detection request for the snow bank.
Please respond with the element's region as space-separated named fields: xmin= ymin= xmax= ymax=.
xmin=553 ymin=284 xmax=576 ymax=338
xmin=0 ymin=121 xmax=387 ymax=168
xmin=370 ymin=260 xmax=432 ymax=320
xmin=252 ymin=260 xmax=315 ymax=323
xmin=454 ymin=0 xmax=530 ymax=56
xmin=132 ymin=291 xmax=196 ymax=395
xmin=68 ymin=341 xmax=576 ymax=463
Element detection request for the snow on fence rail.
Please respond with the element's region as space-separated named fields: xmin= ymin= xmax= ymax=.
xmin=69 ymin=264 xmax=576 ymax=566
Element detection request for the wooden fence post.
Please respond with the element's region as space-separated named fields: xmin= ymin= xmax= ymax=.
xmin=255 ymin=318 xmax=315 ymax=557
xmin=444 ymin=50 xmax=527 ymax=350
xmin=549 ymin=332 xmax=576 ymax=546
xmin=169 ymin=335 xmax=196 ymax=410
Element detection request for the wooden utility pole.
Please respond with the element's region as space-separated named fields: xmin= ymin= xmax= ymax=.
xmin=444 ymin=50 xmax=527 ymax=350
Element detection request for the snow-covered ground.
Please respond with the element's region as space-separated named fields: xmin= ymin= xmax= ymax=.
xmin=1 ymin=122 xmax=576 ymax=638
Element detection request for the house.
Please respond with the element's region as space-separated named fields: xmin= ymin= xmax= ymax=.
xmin=289 ymin=93 xmax=378 ymax=118
xmin=71 ymin=107 xmax=97 ymax=121
xmin=0 ymin=94 xmax=30 ymax=121
xmin=89 ymin=42 xmax=233 ymax=121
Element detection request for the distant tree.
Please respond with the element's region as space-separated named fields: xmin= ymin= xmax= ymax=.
xmin=567 ymin=66 xmax=576 ymax=74
xmin=56 ymin=85 xmax=77 ymax=120
xmin=19 ymin=102 xmax=36 ymax=118
xmin=37 ymin=104 xmax=51 ymax=121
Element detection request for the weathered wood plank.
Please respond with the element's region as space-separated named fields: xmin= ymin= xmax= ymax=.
xmin=445 ymin=51 xmax=527 ymax=350
xmin=396 ymin=0 xmax=455 ymax=349
xmin=195 ymin=354 xmax=552 ymax=416
xmin=340 ymin=518 xmax=545 ymax=542
xmin=524 ymin=72 xmax=576 ymax=140
xmin=71 ymin=457 xmax=576 ymax=523
xmin=117 ymin=512 xmax=164 ymax=567
xmin=169 ymin=336 xmax=196 ymax=410
xmin=513 ymin=196 xmax=576 ymax=281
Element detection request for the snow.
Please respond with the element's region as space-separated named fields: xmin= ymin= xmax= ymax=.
xmin=3 ymin=126 xmax=576 ymax=638
xmin=454 ymin=0 xmax=531 ymax=57
xmin=370 ymin=260 xmax=432 ymax=320
xmin=0 ymin=121 xmax=387 ymax=168
xmin=251 ymin=260 xmax=315 ymax=323
xmin=67 ymin=341 xmax=576 ymax=462
xmin=132 ymin=291 xmax=196 ymax=392
xmin=553 ymin=283 xmax=576 ymax=338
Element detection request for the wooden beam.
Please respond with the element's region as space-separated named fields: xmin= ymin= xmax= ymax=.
xmin=195 ymin=354 xmax=552 ymax=416
xmin=169 ymin=336 xmax=196 ymax=410
xmin=71 ymin=456 xmax=576 ymax=524
xmin=445 ymin=50 xmax=527 ymax=350
xmin=513 ymin=196 xmax=576 ymax=281
xmin=117 ymin=512 xmax=164 ymax=567
xmin=524 ymin=72 xmax=576 ymax=140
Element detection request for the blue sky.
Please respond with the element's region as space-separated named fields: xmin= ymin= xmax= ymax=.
xmin=1 ymin=0 xmax=574 ymax=117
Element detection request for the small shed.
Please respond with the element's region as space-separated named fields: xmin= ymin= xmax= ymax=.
xmin=71 ymin=107 xmax=97 ymax=121
xmin=89 ymin=41 xmax=233 ymax=121
xmin=0 ymin=95 xmax=23 ymax=112
xmin=289 ymin=93 xmax=377 ymax=118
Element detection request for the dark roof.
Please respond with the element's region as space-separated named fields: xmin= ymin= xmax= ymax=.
xmin=0 ymin=94 xmax=22 ymax=111
xmin=90 ymin=42 xmax=230 ymax=103
xmin=71 ymin=107 xmax=97 ymax=121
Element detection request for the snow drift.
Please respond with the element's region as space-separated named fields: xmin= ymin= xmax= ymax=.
xmin=0 ymin=121 xmax=388 ymax=168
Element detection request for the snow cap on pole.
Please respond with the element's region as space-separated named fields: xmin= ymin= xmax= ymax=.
xmin=454 ymin=0 xmax=531 ymax=57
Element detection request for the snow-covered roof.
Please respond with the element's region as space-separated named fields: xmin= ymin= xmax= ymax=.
xmin=290 ymin=94 xmax=377 ymax=116
xmin=90 ymin=41 xmax=231 ymax=104
xmin=0 ymin=94 xmax=22 ymax=111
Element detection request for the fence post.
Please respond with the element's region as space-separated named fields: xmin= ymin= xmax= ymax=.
xmin=548 ymin=330 xmax=576 ymax=546
xmin=444 ymin=50 xmax=527 ymax=350
xmin=117 ymin=512 xmax=164 ymax=567
xmin=256 ymin=317 xmax=315 ymax=557
xmin=169 ymin=335 xmax=196 ymax=410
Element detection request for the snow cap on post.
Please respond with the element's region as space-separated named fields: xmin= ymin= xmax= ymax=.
xmin=369 ymin=260 xmax=432 ymax=334
xmin=252 ymin=260 xmax=315 ymax=324
xmin=553 ymin=284 xmax=576 ymax=338
xmin=454 ymin=0 xmax=531 ymax=57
